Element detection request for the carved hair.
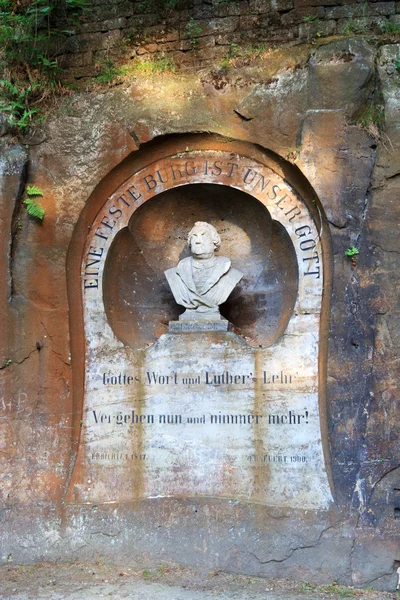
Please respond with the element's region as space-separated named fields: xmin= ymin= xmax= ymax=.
xmin=188 ymin=222 xmax=221 ymax=250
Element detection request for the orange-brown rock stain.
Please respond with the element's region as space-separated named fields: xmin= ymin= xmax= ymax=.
xmin=251 ymin=349 xmax=270 ymax=505
xmin=131 ymin=349 xmax=146 ymax=500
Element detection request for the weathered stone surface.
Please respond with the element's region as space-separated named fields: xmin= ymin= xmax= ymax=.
xmin=375 ymin=44 xmax=400 ymax=178
xmin=61 ymin=29 xmax=123 ymax=54
xmin=179 ymin=35 xmax=216 ymax=51
xmin=0 ymin=142 xmax=27 ymax=364
xmin=180 ymin=16 xmax=240 ymax=38
xmin=308 ymin=39 xmax=375 ymax=118
xmin=367 ymin=1 xmax=396 ymax=15
xmin=337 ymin=15 xmax=387 ymax=33
xmin=193 ymin=0 xmax=244 ymax=17
xmin=80 ymin=17 xmax=128 ymax=33
xmin=294 ymin=0 xmax=336 ymax=6
xmin=351 ymin=533 xmax=400 ymax=590
xmin=281 ymin=5 xmax=325 ymax=23
xmin=348 ymin=44 xmax=400 ymax=532
xmin=326 ymin=5 xmax=362 ymax=18
xmin=239 ymin=14 xmax=265 ymax=29
xmin=299 ymin=111 xmax=374 ymax=228
xmin=0 ymin=113 xmax=11 ymax=137
xmin=140 ymin=24 xmax=180 ymax=43
xmin=0 ymin=34 xmax=399 ymax=592
xmin=272 ymin=0 xmax=294 ymax=11
xmin=249 ymin=0 xmax=273 ymax=13
xmin=298 ymin=18 xmax=336 ymax=39
xmin=30 ymin=0 xmax=394 ymax=74
xmin=232 ymin=68 xmax=308 ymax=153
xmin=59 ymin=50 xmax=93 ymax=69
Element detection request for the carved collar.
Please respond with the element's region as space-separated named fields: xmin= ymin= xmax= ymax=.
xmin=176 ymin=256 xmax=231 ymax=295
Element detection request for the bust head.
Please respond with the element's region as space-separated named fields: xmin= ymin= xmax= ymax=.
xmin=188 ymin=222 xmax=221 ymax=259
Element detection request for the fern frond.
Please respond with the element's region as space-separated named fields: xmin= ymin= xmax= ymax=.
xmin=24 ymin=197 xmax=45 ymax=220
xmin=26 ymin=185 xmax=43 ymax=197
xmin=0 ymin=79 xmax=18 ymax=97
xmin=21 ymin=84 xmax=41 ymax=98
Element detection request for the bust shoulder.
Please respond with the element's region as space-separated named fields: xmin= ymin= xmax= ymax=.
xmin=177 ymin=256 xmax=192 ymax=270
xmin=215 ymin=256 xmax=231 ymax=269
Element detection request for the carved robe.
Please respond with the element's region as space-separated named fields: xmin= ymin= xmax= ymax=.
xmin=165 ymin=256 xmax=242 ymax=313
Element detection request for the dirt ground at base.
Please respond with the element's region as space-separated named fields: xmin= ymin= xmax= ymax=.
xmin=0 ymin=562 xmax=398 ymax=600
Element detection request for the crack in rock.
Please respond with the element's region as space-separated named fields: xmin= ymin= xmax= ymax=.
xmin=249 ymin=520 xmax=347 ymax=565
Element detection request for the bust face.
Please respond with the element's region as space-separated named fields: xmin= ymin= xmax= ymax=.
xmin=189 ymin=226 xmax=215 ymax=258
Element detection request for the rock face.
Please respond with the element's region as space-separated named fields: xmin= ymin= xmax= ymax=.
xmin=51 ymin=0 xmax=399 ymax=75
xmin=0 ymin=37 xmax=399 ymax=592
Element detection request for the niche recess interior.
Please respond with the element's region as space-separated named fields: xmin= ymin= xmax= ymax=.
xmin=103 ymin=183 xmax=298 ymax=349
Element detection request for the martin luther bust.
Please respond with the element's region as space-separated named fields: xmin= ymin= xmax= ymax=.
xmin=165 ymin=222 xmax=243 ymax=321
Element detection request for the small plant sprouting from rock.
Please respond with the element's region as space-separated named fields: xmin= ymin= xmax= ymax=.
xmin=0 ymin=80 xmax=43 ymax=132
xmin=345 ymin=246 xmax=359 ymax=255
xmin=302 ymin=15 xmax=322 ymax=42
xmin=142 ymin=569 xmax=151 ymax=577
xmin=94 ymin=59 xmax=130 ymax=85
xmin=185 ymin=18 xmax=202 ymax=48
xmin=24 ymin=185 xmax=45 ymax=220
xmin=358 ymin=104 xmax=384 ymax=134
xmin=229 ymin=42 xmax=239 ymax=58
xmin=156 ymin=564 xmax=168 ymax=575
xmin=356 ymin=100 xmax=392 ymax=150
xmin=345 ymin=246 xmax=359 ymax=269
xmin=132 ymin=56 xmax=176 ymax=75
xmin=341 ymin=12 xmax=356 ymax=36
xmin=299 ymin=581 xmax=358 ymax=597
xmin=93 ymin=55 xmax=176 ymax=85
xmin=286 ymin=146 xmax=301 ymax=162
xmin=379 ymin=18 xmax=400 ymax=35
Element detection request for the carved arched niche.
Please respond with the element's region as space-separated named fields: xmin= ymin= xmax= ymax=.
xmin=103 ymin=183 xmax=298 ymax=349
xmin=66 ymin=137 xmax=333 ymax=508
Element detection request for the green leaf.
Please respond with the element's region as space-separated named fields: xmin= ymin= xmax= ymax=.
xmin=24 ymin=197 xmax=45 ymax=220
xmin=26 ymin=185 xmax=43 ymax=197
xmin=345 ymin=246 xmax=359 ymax=257
xmin=16 ymin=108 xmax=38 ymax=131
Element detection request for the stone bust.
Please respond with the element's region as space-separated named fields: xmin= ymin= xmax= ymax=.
xmin=165 ymin=221 xmax=243 ymax=321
